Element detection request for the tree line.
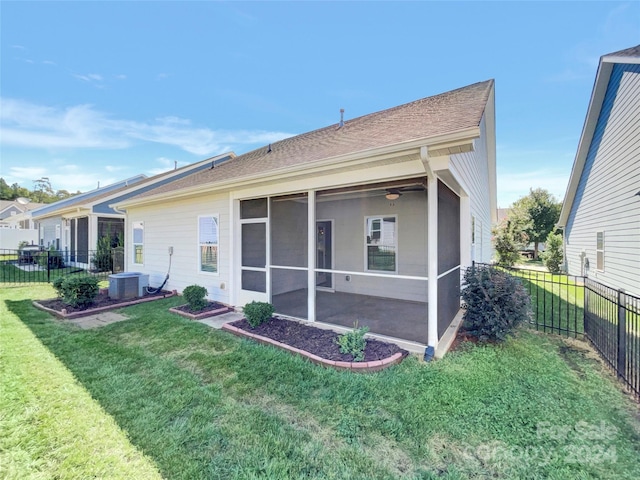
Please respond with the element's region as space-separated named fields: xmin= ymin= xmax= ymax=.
xmin=0 ymin=177 xmax=79 ymax=204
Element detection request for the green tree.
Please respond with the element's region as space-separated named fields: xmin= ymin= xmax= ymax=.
xmin=33 ymin=177 xmax=54 ymax=203
xmin=542 ymin=232 xmax=563 ymax=273
xmin=510 ymin=188 xmax=561 ymax=260
xmin=492 ymin=221 xmax=526 ymax=267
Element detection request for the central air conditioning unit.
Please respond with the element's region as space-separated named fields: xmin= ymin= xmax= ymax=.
xmin=108 ymin=272 xmax=149 ymax=300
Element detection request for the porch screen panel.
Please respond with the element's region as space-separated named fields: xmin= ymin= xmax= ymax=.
xmin=270 ymin=195 xmax=308 ymax=268
xmin=242 ymin=270 xmax=266 ymax=293
xmin=271 ymin=268 xmax=308 ymax=319
xmin=77 ymin=217 xmax=89 ymax=264
xmin=98 ymin=217 xmax=124 ymax=246
xmin=437 ymin=180 xmax=461 ymax=338
xmin=241 ymin=223 xmax=266 ymax=268
xmin=70 ymin=219 xmax=76 ymax=261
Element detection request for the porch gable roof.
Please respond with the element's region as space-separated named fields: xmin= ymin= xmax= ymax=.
xmin=116 ymin=80 xmax=494 ymax=207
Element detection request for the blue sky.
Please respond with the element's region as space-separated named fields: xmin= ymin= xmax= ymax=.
xmin=1 ymin=1 xmax=638 ymax=207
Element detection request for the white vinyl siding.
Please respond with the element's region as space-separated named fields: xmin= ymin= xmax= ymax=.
xmin=565 ymin=63 xmax=640 ymax=294
xmin=125 ymin=193 xmax=231 ymax=304
xmin=450 ymin=113 xmax=494 ymax=264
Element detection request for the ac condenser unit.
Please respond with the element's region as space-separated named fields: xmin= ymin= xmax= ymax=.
xmin=108 ymin=272 xmax=149 ymax=300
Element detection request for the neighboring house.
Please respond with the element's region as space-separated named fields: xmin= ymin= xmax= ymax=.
xmin=557 ymin=45 xmax=640 ymax=296
xmin=31 ymin=153 xmax=234 ymax=267
xmin=0 ymin=200 xmax=45 ymax=249
xmin=114 ymin=80 xmax=497 ymax=357
xmin=0 ymin=200 xmax=45 ymax=229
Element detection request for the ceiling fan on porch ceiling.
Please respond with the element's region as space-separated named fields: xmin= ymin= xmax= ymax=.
xmin=384 ymin=185 xmax=425 ymax=200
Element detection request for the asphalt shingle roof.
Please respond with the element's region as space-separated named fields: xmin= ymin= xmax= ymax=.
xmin=127 ymin=80 xmax=494 ymax=201
xmin=605 ymin=44 xmax=640 ymax=58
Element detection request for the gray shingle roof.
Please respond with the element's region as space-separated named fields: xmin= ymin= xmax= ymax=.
xmin=127 ymin=80 xmax=494 ymax=201
xmin=605 ymin=44 xmax=640 ymax=59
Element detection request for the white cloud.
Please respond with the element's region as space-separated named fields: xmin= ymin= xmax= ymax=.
xmin=6 ymin=164 xmax=116 ymax=193
xmin=74 ymin=73 xmax=104 ymax=83
xmin=0 ymin=97 xmax=294 ymax=155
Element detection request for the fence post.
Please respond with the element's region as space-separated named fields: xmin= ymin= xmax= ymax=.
xmin=47 ymin=250 xmax=51 ymax=283
xmin=617 ymin=289 xmax=626 ymax=379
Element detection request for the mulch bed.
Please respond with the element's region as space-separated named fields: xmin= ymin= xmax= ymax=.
xmin=38 ymin=290 xmax=173 ymax=314
xmin=172 ymin=302 xmax=230 ymax=315
xmin=230 ymin=317 xmax=409 ymax=362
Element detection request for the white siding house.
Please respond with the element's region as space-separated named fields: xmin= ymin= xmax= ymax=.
xmin=558 ymin=45 xmax=640 ymax=296
xmin=115 ymin=81 xmax=497 ymax=358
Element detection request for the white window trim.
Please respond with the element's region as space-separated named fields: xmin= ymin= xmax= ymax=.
xmin=132 ymin=221 xmax=144 ymax=265
xmin=364 ymin=215 xmax=398 ymax=274
xmin=596 ymin=231 xmax=604 ymax=272
xmin=198 ymin=214 xmax=220 ymax=275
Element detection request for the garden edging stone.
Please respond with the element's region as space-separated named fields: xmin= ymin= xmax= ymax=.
xmin=222 ymin=323 xmax=404 ymax=372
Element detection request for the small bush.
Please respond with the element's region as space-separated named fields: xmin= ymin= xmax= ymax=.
xmin=243 ymin=301 xmax=274 ymax=328
xmin=542 ymin=232 xmax=563 ymax=274
xmin=335 ymin=321 xmax=369 ymax=362
xmin=52 ymin=276 xmax=66 ymax=298
xmin=183 ymin=285 xmax=208 ymax=312
xmin=461 ymin=265 xmax=532 ymax=342
xmin=56 ymin=275 xmax=100 ymax=308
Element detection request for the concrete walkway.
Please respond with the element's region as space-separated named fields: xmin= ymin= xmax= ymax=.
xmin=69 ymin=309 xmax=244 ymax=330
xmin=196 ymin=311 xmax=244 ymax=328
xmin=69 ymin=311 xmax=130 ymax=329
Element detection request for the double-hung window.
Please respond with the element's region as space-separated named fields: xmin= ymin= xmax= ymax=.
xmin=199 ymin=215 xmax=219 ymax=273
xmin=365 ymin=216 xmax=397 ymax=272
xmin=596 ymin=231 xmax=604 ymax=271
xmin=132 ymin=221 xmax=144 ymax=264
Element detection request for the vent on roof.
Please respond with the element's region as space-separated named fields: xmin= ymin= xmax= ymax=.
xmin=267 ymin=143 xmax=272 ymax=153
xmin=339 ymin=108 xmax=345 ymax=127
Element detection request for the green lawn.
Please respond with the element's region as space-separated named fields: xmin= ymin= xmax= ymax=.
xmin=2 ymin=286 xmax=640 ymax=479
xmin=503 ymin=268 xmax=585 ymax=336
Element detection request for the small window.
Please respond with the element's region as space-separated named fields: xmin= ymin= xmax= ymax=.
xmin=366 ymin=216 xmax=397 ymax=272
xmin=596 ymin=231 xmax=604 ymax=271
xmin=199 ymin=215 xmax=219 ymax=273
xmin=132 ymin=221 xmax=144 ymax=264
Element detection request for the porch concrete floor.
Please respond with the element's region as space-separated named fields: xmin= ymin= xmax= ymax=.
xmin=273 ymin=289 xmax=428 ymax=344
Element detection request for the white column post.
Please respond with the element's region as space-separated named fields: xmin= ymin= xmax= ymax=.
xmin=427 ymin=173 xmax=439 ymax=358
xmin=307 ymin=190 xmax=316 ymax=322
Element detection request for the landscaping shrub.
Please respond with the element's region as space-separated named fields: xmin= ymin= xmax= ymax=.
xmin=492 ymin=223 xmax=525 ymax=267
xmin=243 ymin=301 xmax=274 ymax=327
xmin=335 ymin=321 xmax=369 ymax=362
xmin=52 ymin=276 xmax=66 ymax=298
xmin=182 ymin=285 xmax=208 ymax=312
xmin=36 ymin=245 xmax=64 ymax=269
xmin=542 ymin=232 xmax=563 ymax=273
xmin=461 ymin=265 xmax=532 ymax=342
xmin=56 ymin=275 xmax=100 ymax=308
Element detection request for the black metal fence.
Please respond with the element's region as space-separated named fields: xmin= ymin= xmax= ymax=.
xmin=584 ymin=278 xmax=640 ymax=399
xmin=0 ymin=248 xmax=125 ymax=283
xmin=472 ymin=263 xmax=639 ymax=399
